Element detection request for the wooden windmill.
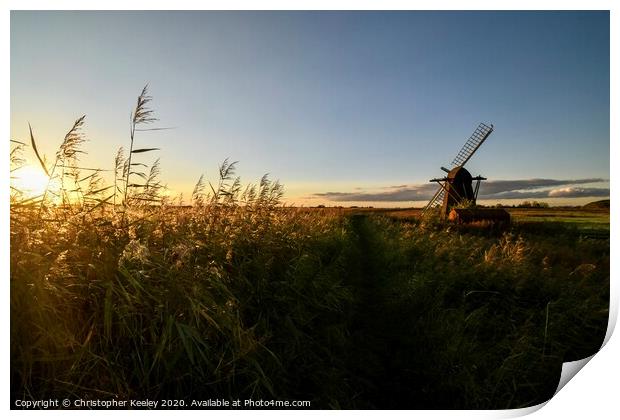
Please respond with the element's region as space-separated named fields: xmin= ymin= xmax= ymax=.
xmin=423 ymin=123 xmax=505 ymax=222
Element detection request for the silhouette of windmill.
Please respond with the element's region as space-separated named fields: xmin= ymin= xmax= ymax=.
xmin=423 ymin=123 xmax=494 ymax=218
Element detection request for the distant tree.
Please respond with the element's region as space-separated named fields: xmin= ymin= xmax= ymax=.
xmin=517 ymin=200 xmax=549 ymax=208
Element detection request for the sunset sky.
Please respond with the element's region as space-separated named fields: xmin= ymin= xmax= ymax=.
xmin=10 ymin=11 xmax=609 ymax=207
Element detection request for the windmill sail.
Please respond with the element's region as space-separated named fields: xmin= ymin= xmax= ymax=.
xmin=451 ymin=123 xmax=493 ymax=167
xmin=424 ymin=186 xmax=445 ymax=212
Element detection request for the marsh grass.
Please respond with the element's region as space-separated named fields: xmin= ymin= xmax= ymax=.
xmin=10 ymin=87 xmax=609 ymax=408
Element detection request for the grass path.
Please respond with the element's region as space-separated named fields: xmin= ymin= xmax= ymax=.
xmin=345 ymin=215 xmax=387 ymax=407
xmin=344 ymin=214 xmax=429 ymax=408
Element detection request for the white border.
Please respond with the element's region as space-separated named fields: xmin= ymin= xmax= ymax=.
xmin=3 ymin=2 xmax=617 ymax=419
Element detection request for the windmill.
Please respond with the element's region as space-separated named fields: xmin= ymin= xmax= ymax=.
xmin=422 ymin=123 xmax=494 ymax=218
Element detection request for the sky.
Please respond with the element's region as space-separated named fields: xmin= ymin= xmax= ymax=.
xmin=10 ymin=11 xmax=610 ymax=207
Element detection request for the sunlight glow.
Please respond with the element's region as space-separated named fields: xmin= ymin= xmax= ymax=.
xmin=12 ymin=165 xmax=52 ymax=198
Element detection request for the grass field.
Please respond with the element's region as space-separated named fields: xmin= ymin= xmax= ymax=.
xmin=10 ymin=200 xmax=610 ymax=409
xmin=374 ymin=206 xmax=610 ymax=235
xmin=507 ymin=208 xmax=610 ymax=234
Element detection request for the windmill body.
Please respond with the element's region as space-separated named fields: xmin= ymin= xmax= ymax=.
xmin=440 ymin=166 xmax=474 ymax=214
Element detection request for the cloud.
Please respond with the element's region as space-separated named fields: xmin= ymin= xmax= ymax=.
xmin=311 ymin=178 xmax=608 ymax=202
xmin=311 ymin=184 xmax=438 ymax=202
xmin=548 ymin=187 xmax=610 ymax=198
xmin=482 ymin=187 xmax=610 ymax=200
xmin=477 ymin=178 xmax=604 ymax=195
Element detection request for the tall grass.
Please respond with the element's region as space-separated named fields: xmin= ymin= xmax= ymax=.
xmin=11 ymin=86 xmax=355 ymax=405
xmin=345 ymin=216 xmax=608 ymax=408
xmin=10 ymin=86 xmax=609 ymax=408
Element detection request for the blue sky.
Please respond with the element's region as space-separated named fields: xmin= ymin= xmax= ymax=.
xmin=10 ymin=11 xmax=609 ymax=206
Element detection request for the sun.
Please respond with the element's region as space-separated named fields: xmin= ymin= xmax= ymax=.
xmin=12 ymin=165 xmax=51 ymax=198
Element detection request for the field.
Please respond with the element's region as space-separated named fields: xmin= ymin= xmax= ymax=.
xmin=10 ymin=200 xmax=610 ymax=409
xmin=10 ymin=88 xmax=609 ymax=409
xmin=375 ymin=206 xmax=609 ymax=226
